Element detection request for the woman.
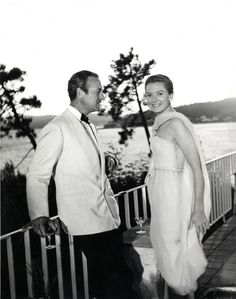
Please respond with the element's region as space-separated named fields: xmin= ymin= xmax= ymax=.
xmin=144 ymin=74 xmax=211 ymax=298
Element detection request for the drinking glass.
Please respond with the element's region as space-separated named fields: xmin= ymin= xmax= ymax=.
xmin=45 ymin=227 xmax=56 ymax=250
xmin=134 ymin=217 xmax=147 ymax=234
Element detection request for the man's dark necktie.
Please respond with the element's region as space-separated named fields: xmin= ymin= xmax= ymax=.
xmin=81 ymin=113 xmax=90 ymax=124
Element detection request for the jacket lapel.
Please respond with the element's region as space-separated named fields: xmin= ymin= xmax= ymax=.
xmin=89 ymin=123 xmax=105 ymax=192
xmin=63 ymin=110 xmax=101 ymax=174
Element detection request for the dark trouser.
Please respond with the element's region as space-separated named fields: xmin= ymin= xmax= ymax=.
xmin=74 ymin=228 xmax=138 ymax=299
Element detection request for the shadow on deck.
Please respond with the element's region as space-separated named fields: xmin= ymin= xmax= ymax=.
xmin=123 ymin=211 xmax=236 ymax=299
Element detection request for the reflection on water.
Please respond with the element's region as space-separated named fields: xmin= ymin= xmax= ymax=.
xmin=1 ymin=122 xmax=236 ymax=173
xmin=99 ymin=122 xmax=236 ymax=162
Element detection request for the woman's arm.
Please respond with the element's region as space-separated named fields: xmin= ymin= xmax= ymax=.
xmin=104 ymin=151 xmax=119 ymax=175
xmin=169 ymin=118 xmax=210 ymax=236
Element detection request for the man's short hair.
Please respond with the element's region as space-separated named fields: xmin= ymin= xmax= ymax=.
xmin=145 ymin=74 xmax=174 ymax=94
xmin=68 ymin=70 xmax=98 ymax=101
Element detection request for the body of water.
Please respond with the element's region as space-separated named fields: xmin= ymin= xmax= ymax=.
xmin=1 ymin=122 xmax=236 ymax=173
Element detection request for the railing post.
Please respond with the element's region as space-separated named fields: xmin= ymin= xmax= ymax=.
xmin=233 ymin=173 xmax=236 ymax=214
xmin=55 ymin=234 xmax=64 ymax=299
xmin=40 ymin=237 xmax=49 ymax=296
xmin=68 ymin=235 xmax=78 ymax=299
xmin=142 ymin=186 xmax=148 ymax=220
xmin=6 ymin=237 xmax=16 ymax=299
xmin=133 ymin=189 xmax=139 ymax=219
xmin=222 ymin=158 xmax=227 ymax=223
xmin=82 ymin=252 xmax=89 ymax=299
xmin=24 ymin=230 xmax=33 ymax=298
xmin=124 ymin=192 xmax=131 ymax=229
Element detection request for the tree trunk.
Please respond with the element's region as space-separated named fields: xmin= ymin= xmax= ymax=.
xmin=133 ymin=83 xmax=151 ymax=155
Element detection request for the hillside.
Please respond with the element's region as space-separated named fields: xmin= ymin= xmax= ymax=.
xmin=29 ymin=98 xmax=236 ymax=129
xmin=175 ymin=98 xmax=236 ymax=123
xmin=104 ymin=98 xmax=236 ymax=128
xmin=30 ymin=115 xmax=56 ymax=129
xmin=30 ymin=113 xmax=113 ymax=129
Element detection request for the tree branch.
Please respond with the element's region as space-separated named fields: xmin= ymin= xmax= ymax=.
xmin=14 ymin=147 xmax=34 ymax=169
xmin=2 ymin=84 xmax=37 ymax=149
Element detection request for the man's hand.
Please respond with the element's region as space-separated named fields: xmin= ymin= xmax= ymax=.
xmin=190 ymin=209 xmax=210 ymax=237
xmin=31 ymin=216 xmax=57 ymax=238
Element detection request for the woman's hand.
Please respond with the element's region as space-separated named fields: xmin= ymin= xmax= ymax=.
xmin=190 ymin=209 xmax=210 ymax=237
xmin=105 ymin=152 xmax=118 ymax=175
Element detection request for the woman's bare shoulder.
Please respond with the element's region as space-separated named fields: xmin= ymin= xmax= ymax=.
xmin=168 ymin=117 xmax=193 ymax=142
xmin=169 ymin=117 xmax=186 ymax=131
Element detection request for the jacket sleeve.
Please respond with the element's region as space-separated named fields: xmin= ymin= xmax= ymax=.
xmin=26 ymin=123 xmax=63 ymax=220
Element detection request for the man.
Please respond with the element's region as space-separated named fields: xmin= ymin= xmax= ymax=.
xmin=27 ymin=70 xmax=136 ymax=298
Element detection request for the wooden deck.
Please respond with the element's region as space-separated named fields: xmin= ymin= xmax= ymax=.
xmin=197 ymin=212 xmax=236 ymax=298
xmin=123 ymin=210 xmax=236 ymax=298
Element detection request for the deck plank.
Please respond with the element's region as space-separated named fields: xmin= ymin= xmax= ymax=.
xmin=123 ymin=214 xmax=236 ymax=298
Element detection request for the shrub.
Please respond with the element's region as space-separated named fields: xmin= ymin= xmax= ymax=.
xmin=1 ymin=161 xmax=30 ymax=234
xmin=1 ymin=162 xmax=57 ymax=234
xmin=107 ymin=144 xmax=149 ymax=193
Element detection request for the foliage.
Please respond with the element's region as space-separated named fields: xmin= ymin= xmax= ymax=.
xmin=1 ymin=161 xmax=30 ymax=234
xmin=103 ymin=48 xmax=155 ymax=150
xmin=0 ymin=64 xmax=41 ymax=149
xmin=1 ymin=162 xmax=57 ymax=234
xmin=109 ymin=160 xmax=148 ymax=194
xmin=107 ymin=144 xmax=149 ymax=194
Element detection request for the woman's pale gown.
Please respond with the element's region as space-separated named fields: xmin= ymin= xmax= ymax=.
xmin=146 ymin=112 xmax=211 ymax=296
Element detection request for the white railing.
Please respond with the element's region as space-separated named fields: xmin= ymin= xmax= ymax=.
xmin=1 ymin=151 xmax=236 ymax=299
xmin=114 ymin=184 xmax=149 ymax=230
xmin=1 ymin=223 xmax=89 ymax=299
xmin=206 ymin=151 xmax=236 ymax=225
xmin=117 ymin=151 xmax=236 ymax=230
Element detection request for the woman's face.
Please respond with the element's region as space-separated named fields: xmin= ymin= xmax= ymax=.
xmin=145 ymin=82 xmax=173 ymax=113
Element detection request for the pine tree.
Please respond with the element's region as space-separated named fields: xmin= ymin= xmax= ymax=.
xmin=104 ymin=48 xmax=155 ymax=152
xmin=0 ymin=65 xmax=41 ymax=149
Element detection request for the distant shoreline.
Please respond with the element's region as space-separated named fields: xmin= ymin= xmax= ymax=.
xmin=1 ymin=123 xmax=236 ymax=174
xmin=24 ymin=98 xmax=236 ymax=129
xmin=102 ymin=120 xmax=236 ymax=129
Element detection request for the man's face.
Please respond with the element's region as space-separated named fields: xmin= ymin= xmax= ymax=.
xmin=82 ymin=76 xmax=105 ymax=113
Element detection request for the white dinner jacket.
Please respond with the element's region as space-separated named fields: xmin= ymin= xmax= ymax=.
xmin=26 ymin=108 xmax=121 ymax=235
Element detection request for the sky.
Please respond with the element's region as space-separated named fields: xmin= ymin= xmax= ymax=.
xmin=1 ymin=0 xmax=236 ymax=116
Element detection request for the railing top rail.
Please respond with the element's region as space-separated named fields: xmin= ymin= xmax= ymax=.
xmin=206 ymin=150 xmax=236 ymax=165
xmin=0 ymin=184 xmax=147 ymax=240
xmin=1 ymin=151 xmax=235 ymax=240
xmin=0 ymin=227 xmax=28 ymax=240
xmin=0 ymin=215 xmax=58 ymax=241
xmin=114 ymin=184 xmax=146 ymax=197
